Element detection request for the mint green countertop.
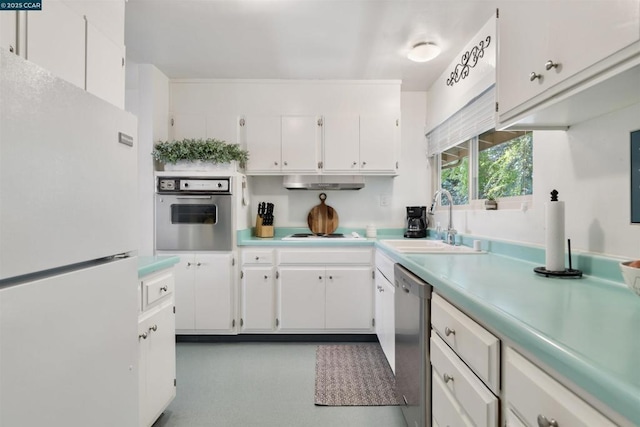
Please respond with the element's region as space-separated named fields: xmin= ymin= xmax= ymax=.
xmin=376 ymin=243 xmax=639 ymax=426
xmin=138 ymin=256 xmax=180 ymax=277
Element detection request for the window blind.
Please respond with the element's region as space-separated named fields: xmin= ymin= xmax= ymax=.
xmin=426 ymin=85 xmax=496 ymax=157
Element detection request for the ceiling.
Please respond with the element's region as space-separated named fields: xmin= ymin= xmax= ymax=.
xmin=125 ymin=0 xmax=499 ymax=91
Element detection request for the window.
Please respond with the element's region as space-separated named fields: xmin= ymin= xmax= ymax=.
xmin=437 ymin=130 xmax=533 ymax=206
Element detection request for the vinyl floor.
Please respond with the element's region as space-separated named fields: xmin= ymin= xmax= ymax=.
xmin=152 ymin=342 xmax=407 ymax=427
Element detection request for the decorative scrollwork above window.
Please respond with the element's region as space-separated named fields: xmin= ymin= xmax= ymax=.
xmin=446 ymin=36 xmax=491 ymax=87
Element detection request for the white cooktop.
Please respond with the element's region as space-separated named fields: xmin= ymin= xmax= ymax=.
xmin=281 ymin=232 xmax=366 ymax=241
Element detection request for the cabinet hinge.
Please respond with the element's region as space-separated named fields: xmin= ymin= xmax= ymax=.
xmin=173 ymin=306 xmax=176 ymax=314
xmin=275 ymin=318 xmax=279 ymax=327
xmin=318 ymin=161 xmax=323 ymax=169
xmin=239 ymin=118 xmax=245 ymax=127
xmin=395 ymin=119 xmax=399 ymax=127
xmin=495 ymin=102 xmax=499 ymax=112
xmin=232 ymin=319 xmax=236 ymax=327
xmin=174 ymin=378 xmax=176 ymax=387
xmin=395 ymin=161 xmax=399 ymax=169
xmin=496 ymin=8 xmax=499 ymax=18
xmin=232 ymin=257 xmax=235 ymax=266
xmin=240 ymin=318 xmax=244 ymax=327
xmin=276 ymin=270 xmax=280 ymax=279
xmin=240 ymin=270 xmax=244 ymax=279
xmin=372 ymin=270 xmax=375 ymax=279
xmin=170 ymin=118 xmax=174 ymax=127
xmin=317 ymin=118 xmax=323 ymax=126
xmin=122 ymin=57 xmax=125 ymax=67
xmin=372 ymin=318 xmax=375 ymax=327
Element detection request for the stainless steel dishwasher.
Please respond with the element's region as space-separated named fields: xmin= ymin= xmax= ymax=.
xmin=394 ymin=263 xmax=431 ymax=427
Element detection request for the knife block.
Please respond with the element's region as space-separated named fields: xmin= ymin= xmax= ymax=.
xmin=254 ymin=215 xmax=274 ymax=238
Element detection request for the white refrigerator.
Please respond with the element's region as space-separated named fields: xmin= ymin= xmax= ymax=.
xmin=0 ymin=50 xmax=139 ymax=426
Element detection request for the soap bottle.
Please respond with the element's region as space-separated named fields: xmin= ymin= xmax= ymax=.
xmin=435 ymin=222 xmax=442 ymax=240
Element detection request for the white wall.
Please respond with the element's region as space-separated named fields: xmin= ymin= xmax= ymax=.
xmin=126 ymin=61 xmax=169 ymax=255
xmin=430 ymin=102 xmax=640 ymax=259
xmin=247 ymin=91 xmax=429 ymax=229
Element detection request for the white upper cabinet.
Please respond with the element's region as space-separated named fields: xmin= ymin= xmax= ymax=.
xmin=0 ymin=12 xmax=17 ymax=53
xmin=244 ymin=115 xmax=320 ymax=174
xmin=86 ymin=21 xmax=125 ymax=109
xmin=359 ymin=115 xmax=398 ymax=174
xmin=26 ymin=3 xmax=86 ymax=89
xmin=323 ymin=115 xmax=399 ymax=175
xmin=207 ymin=115 xmax=241 ymax=145
xmin=497 ymin=1 xmax=640 ymax=128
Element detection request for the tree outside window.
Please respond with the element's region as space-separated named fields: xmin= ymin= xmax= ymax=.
xmin=439 ymin=131 xmax=533 ymax=205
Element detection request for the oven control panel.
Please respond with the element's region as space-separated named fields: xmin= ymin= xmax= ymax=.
xmin=157 ymin=177 xmax=231 ymax=194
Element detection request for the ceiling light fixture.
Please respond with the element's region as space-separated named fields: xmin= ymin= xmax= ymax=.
xmin=407 ymin=42 xmax=441 ymax=62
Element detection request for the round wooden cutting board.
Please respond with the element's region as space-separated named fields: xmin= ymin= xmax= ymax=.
xmin=307 ymin=193 xmax=339 ymax=235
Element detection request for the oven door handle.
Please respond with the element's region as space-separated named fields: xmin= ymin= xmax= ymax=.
xmin=175 ymin=196 xmax=213 ymax=200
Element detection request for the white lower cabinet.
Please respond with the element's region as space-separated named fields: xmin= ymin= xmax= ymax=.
xmin=504 ymin=347 xmax=616 ymax=427
xmin=239 ymin=247 xmax=374 ymax=333
xmin=138 ymin=268 xmax=176 ymax=427
xmin=431 ymin=292 xmax=500 ymax=427
xmin=431 ymin=334 xmax=498 ymax=427
xmin=374 ymin=250 xmax=395 ymax=372
xmin=168 ymin=253 xmax=236 ymax=334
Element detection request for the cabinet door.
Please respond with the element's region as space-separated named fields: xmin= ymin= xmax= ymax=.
xmin=375 ymin=272 xmax=395 ymax=372
xmin=281 ymin=115 xmax=320 ymax=173
xmin=169 ymin=254 xmax=196 ymax=331
xmin=325 ymin=267 xmax=373 ymax=330
xmin=498 ymin=1 xmax=640 ymax=116
xmin=278 ymin=267 xmax=325 ymax=330
xmin=0 ymin=12 xmax=17 ymax=53
xmin=244 ymin=115 xmax=281 ymax=173
xmin=359 ymin=115 xmax=398 ymax=173
xmin=142 ymin=302 xmax=176 ymax=427
xmin=505 ymin=347 xmax=616 ymax=427
xmin=26 ymin=3 xmax=86 ymax=89
xmin=322 ymin=115 xmax=360 ymax=173
xmin=194 ymin=253 xmax=234 ymax=332
xmin=207 ymin=115 xmax=240 ymax=145
xmin=86 ymin=22 xmax=125 ymax=108
xmin=241 ymin=267 xmax=275 ymax=332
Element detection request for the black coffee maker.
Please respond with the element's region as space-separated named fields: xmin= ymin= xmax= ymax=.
xmin=404 ymin=206 xmax=428 ymax=238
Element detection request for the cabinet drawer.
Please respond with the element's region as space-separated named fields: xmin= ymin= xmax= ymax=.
xmin=242 ymin=250 xmax=274 ymax=265
xmin=505 ymin=348 xmax=616 ymax=427
xmin=431 ymin=334 xmax=498 ymax=427
xmin=278 ymin=249 xmax=371 ymax=265
xmin=143 ymin=271 xmax=174 ymax=309
xmin=374 ymin=249 xmax=395 ymax=282
xmin=432 ymin=366 xmax=475 ymax=427
xmin=431 ymin=293 xmax=500 ymax=393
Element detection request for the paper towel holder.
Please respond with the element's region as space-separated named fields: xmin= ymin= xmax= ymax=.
xmin=534 ymin=239 xmax=583 ymax=278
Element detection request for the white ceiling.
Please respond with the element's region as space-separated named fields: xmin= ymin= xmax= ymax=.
xmin=125 ymin=0 xmax=500 ymax=91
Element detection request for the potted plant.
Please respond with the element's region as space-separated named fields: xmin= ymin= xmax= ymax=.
xmin=484 ymin=196 xmax=498 ymax=210
xmin=152 ymin=138 xmax=249 ymax=171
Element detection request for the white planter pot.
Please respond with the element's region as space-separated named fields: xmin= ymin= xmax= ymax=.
xmin=164 ymin=160 xmax=237 ymax=172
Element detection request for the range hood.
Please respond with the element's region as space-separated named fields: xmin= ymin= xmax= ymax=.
xmin=283 ymin=175 xmax=365 ymax=190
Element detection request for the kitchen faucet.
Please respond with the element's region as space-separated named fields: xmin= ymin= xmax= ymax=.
xmin=428 ymin=189 xmax=457 ymax=245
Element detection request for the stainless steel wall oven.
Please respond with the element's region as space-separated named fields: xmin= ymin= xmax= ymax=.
xmin=155 ymin=176 xmax=233 ymax=251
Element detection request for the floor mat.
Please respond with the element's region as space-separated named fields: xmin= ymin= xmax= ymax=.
xmin=314 ymin=343 xmax=402 ymax=406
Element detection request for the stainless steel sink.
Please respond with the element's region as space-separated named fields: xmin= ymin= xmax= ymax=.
xmin=379 ymin=239 xmax=484 ymax=254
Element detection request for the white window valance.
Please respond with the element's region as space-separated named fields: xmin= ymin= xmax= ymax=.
xmin=426 ymin=85 xmax=496 ymax=157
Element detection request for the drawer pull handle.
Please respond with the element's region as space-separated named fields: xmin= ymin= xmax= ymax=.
xmin=138 ymin=332 xmax=148 ymax=340
xmin=149 ymin=324 xmax=158 ymax=332
xmin=444 ymin=327 xmax=455 ymax=336
xmin=529 ymin=71 xmax=542 ymax=81
xmin=545 ymin=60 xmax=559 ymax=71
xmin=160 ymin=285 xmax=168 ymax=292
xmin=537 ymin=415 xmax=559 ymax=427
xmin=443 ymin=373 xmax=454 ymax=383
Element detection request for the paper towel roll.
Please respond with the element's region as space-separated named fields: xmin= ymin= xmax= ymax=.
xmin=545 ymin=201 xmax=565 ymax=271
